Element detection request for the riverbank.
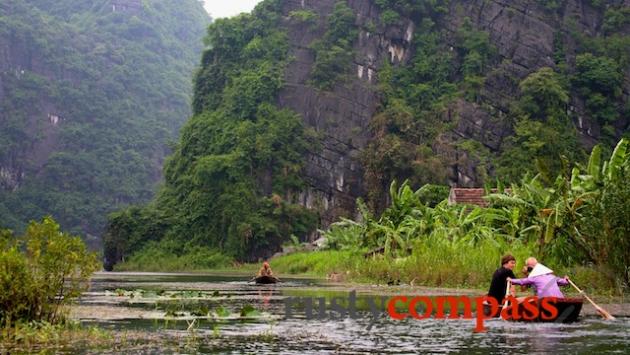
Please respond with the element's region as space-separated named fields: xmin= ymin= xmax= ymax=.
xmin=116 ymin=249 xmax=626 ymax=297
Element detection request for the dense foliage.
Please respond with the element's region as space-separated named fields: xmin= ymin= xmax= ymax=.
xmin=364 ymin=0 xmax=628 ymax=209
xmin=310 ymin=1 xmax=357 ymax=89
xmin=0 ymin=0 xmax=209 ymax=243
xmin=497 ymin=67 xmax=584 ymax=180
xmin=324 ymin=139 xmax=630 ymax=290
xmin=363 ymin=10 xmax=495 ymax=208
xmin=0 ymin=217 xmax=98 ymax=327
xmin=104 ymin=1 xmax=317 ymax=267
xmin=104 ymin=0 xmax=628 ymax=270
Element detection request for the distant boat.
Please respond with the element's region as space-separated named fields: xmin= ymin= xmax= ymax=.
xmin=483 ymin=297 xmax=583 ymax=322
xmin=254 ymin=275 xmax=279 ymax=284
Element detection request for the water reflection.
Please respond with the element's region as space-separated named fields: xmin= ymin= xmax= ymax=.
xmin=79 ymin=272 xmax=630 ymax=354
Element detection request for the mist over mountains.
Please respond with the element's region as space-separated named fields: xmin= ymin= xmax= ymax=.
xmin=0 ymin=0 xmax=210 ymax=245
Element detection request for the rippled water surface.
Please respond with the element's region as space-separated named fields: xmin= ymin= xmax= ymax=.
xmin=76 ymin=272 xmax=630 ymax=354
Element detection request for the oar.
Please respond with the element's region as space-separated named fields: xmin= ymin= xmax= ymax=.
xmin=568 ymin=279 xmax=615 ymax=320
xmin=499 ymin=279 xmax=512 ymax=320
xmin=502 ymin=279 xmax=512 ymax=309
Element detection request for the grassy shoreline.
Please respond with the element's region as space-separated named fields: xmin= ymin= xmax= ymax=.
xmin=115 ymin=249 xmax=625 ymax=297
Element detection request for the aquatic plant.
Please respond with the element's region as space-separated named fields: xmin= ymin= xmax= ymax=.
xmin=0 ymin=320 xmax=111 ymax=353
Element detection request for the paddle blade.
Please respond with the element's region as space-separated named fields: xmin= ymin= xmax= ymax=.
xmin=596 ymin=306 xmax=616 ymax=320
xmin=569 ymin=279 xmax=616 ymax=320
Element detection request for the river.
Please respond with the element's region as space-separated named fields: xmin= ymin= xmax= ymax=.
xmin=69 ymin=272 xmax=630 ymax=354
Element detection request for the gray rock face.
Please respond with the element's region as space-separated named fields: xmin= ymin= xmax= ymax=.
xmin=278 ymin=0 xmax=417 ymax=226
xmin=274 ymin=0 xmax=628 ymax=228
xmin=437 ymin=0 xmax=629 ymax=185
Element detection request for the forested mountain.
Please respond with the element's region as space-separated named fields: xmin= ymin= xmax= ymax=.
xmin=102 ymin=0 xmax=629 ymax=267
xmin=0 ymin=0 xmax=209 ymax=246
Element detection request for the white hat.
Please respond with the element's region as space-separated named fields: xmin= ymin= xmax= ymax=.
xmin=529 ymin=263 xmax=553 ymax=277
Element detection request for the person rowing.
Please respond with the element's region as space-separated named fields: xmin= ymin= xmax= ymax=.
xmin=250 ymin=261 xmax=280 ymax=284
xmin=487 ymin=254 xmax=517 ymax=305
xmin=508 ymin=257 xmax=569 ymax=298
xmin=258 ymin=261 xmax=274 ymax=277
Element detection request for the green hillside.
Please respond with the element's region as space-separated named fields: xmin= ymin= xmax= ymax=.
xmin=0 ymin=0 xmax=209 ymax=245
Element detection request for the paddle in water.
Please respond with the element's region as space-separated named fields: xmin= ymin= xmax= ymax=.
xmin=568 ymin=279 xmax=615 ymax=320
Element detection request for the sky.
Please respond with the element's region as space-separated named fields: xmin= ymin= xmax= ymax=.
xmin=203 ymin=0 xmax=263 ymax=19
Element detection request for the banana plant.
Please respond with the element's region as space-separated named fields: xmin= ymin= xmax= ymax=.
xmin=604 ymin=138 xmax=628 ymax=182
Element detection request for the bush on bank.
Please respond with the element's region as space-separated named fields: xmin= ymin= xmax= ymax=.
xmin=0 ymin=217 xmax=98 ymax=327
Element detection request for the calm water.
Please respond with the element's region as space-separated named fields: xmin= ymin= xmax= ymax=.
xmin=74 ymin=272 xmax=630 ymax=354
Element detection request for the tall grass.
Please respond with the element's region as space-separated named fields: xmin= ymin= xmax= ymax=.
xmin=116 ymin=239 xmax=233 ymax=272
xmin=1 ymin=321 xmax=111 ymax=353
xmin=354 ymin=237 xmax=534 ymax=288
xmin=270 ymin=239 xmax=534 ymax=290
xmin=270 ymin=250 xmax=359 ymax=276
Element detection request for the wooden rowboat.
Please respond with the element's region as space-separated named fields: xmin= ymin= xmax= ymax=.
xmin=254 ymin=275 xmax=279 ymax=284
xmin=483 ymin=302 xmax=504 ymax=318
xmin=484 ymin=297 xmax=583 ymax=322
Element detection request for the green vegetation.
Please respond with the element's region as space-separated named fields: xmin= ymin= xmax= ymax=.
xmin=363 ymin=13 xmax=496 ymax=207
xmin=364 ymin=1 xmax=628 ymax=201
xmin=0 ymin=217 xmax=98 ymax=327
xmin=565 ymin=2 xmax=630 ymax=143
xmin=0 ymin=1 xmax=209 ymax=241
xmin=114 ymin=239 xmax=232 ymax=272
xmin=310 ymin=1 xmax=358 ymax=90
xmin=537 ymin=0 xmax=564 ymax=11
xmin=374 ymin=0 xmax=450 ymax=16
xmin=1 ymin=321 xmax=113 ymax=354
xmin=289 ymin=9 xmax=318 ymax=25
xmin=498 ymin=67 xmax=584 ymax=181
xmin=104 ymin=0 xmax=629 ymax=273
xmin=603 ymin=6 xmax=630 ymax=33
xmin=105 ymin=1 xmax=317 ymax=268
xmin=313 ymin=139 xmax=630 ymax=292
xmin=573 ymin=53 xmax=623 ymax=127
xmin=268 ymin=250 xmax=358 ymax=275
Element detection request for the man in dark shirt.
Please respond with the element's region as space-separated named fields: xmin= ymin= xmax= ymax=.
xmin=487 ymin=254 xmax=517 ymax=305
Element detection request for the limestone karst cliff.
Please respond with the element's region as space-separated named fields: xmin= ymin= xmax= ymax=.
xmin=275 ymin=0 xmax=629 ymax=224
xmin=103 ymin=0 xmax=629 ymax=265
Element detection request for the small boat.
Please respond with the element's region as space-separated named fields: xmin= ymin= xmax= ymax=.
xmin=254 ymin=275 xmax=279 ymax=284
xmin=482 ymin=302 xmax=504 ymax=318
xmin=485 ymin=297 xmax=583 ymax=322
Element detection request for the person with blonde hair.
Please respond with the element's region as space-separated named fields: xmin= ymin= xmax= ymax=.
xmin=258 ymin=261 xmax=273 ymax=277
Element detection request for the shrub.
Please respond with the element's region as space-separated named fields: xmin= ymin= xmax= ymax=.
xmin=0 ymin=217 xmax=98 ymax=327
xmin=289 ymin=10 xmax=318 ymax=25
xmin=380 ymin=9 xmax=400 ymax=26
xmin=572 ymin=53 xmax=623 ymax=125
xmin=310 ymin=1 xmax=357 ymax=90
xmin=416 ymin=184 xmax=450 ymax=207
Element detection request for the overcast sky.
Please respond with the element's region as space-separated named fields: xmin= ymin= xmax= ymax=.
xmin=203 ymin=0 xmax=263 ymax=19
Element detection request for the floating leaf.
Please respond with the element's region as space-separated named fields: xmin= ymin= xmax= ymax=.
xmin=240 ymin=305 xmax=259 ymax=317
xmin=215 ymin=306 xmax=230 ymax=318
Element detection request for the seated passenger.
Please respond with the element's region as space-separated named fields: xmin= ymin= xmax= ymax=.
xmin=509 ymin=257 xmax=569 ymax=298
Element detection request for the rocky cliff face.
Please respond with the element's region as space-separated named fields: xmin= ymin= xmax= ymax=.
xmin=438 ymin=0 xmax=629 ymax=184
xmin=278 ymin=0 xmax=417 ymax=224
xmin=274 ymin=0 xmax=629 ymax=227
